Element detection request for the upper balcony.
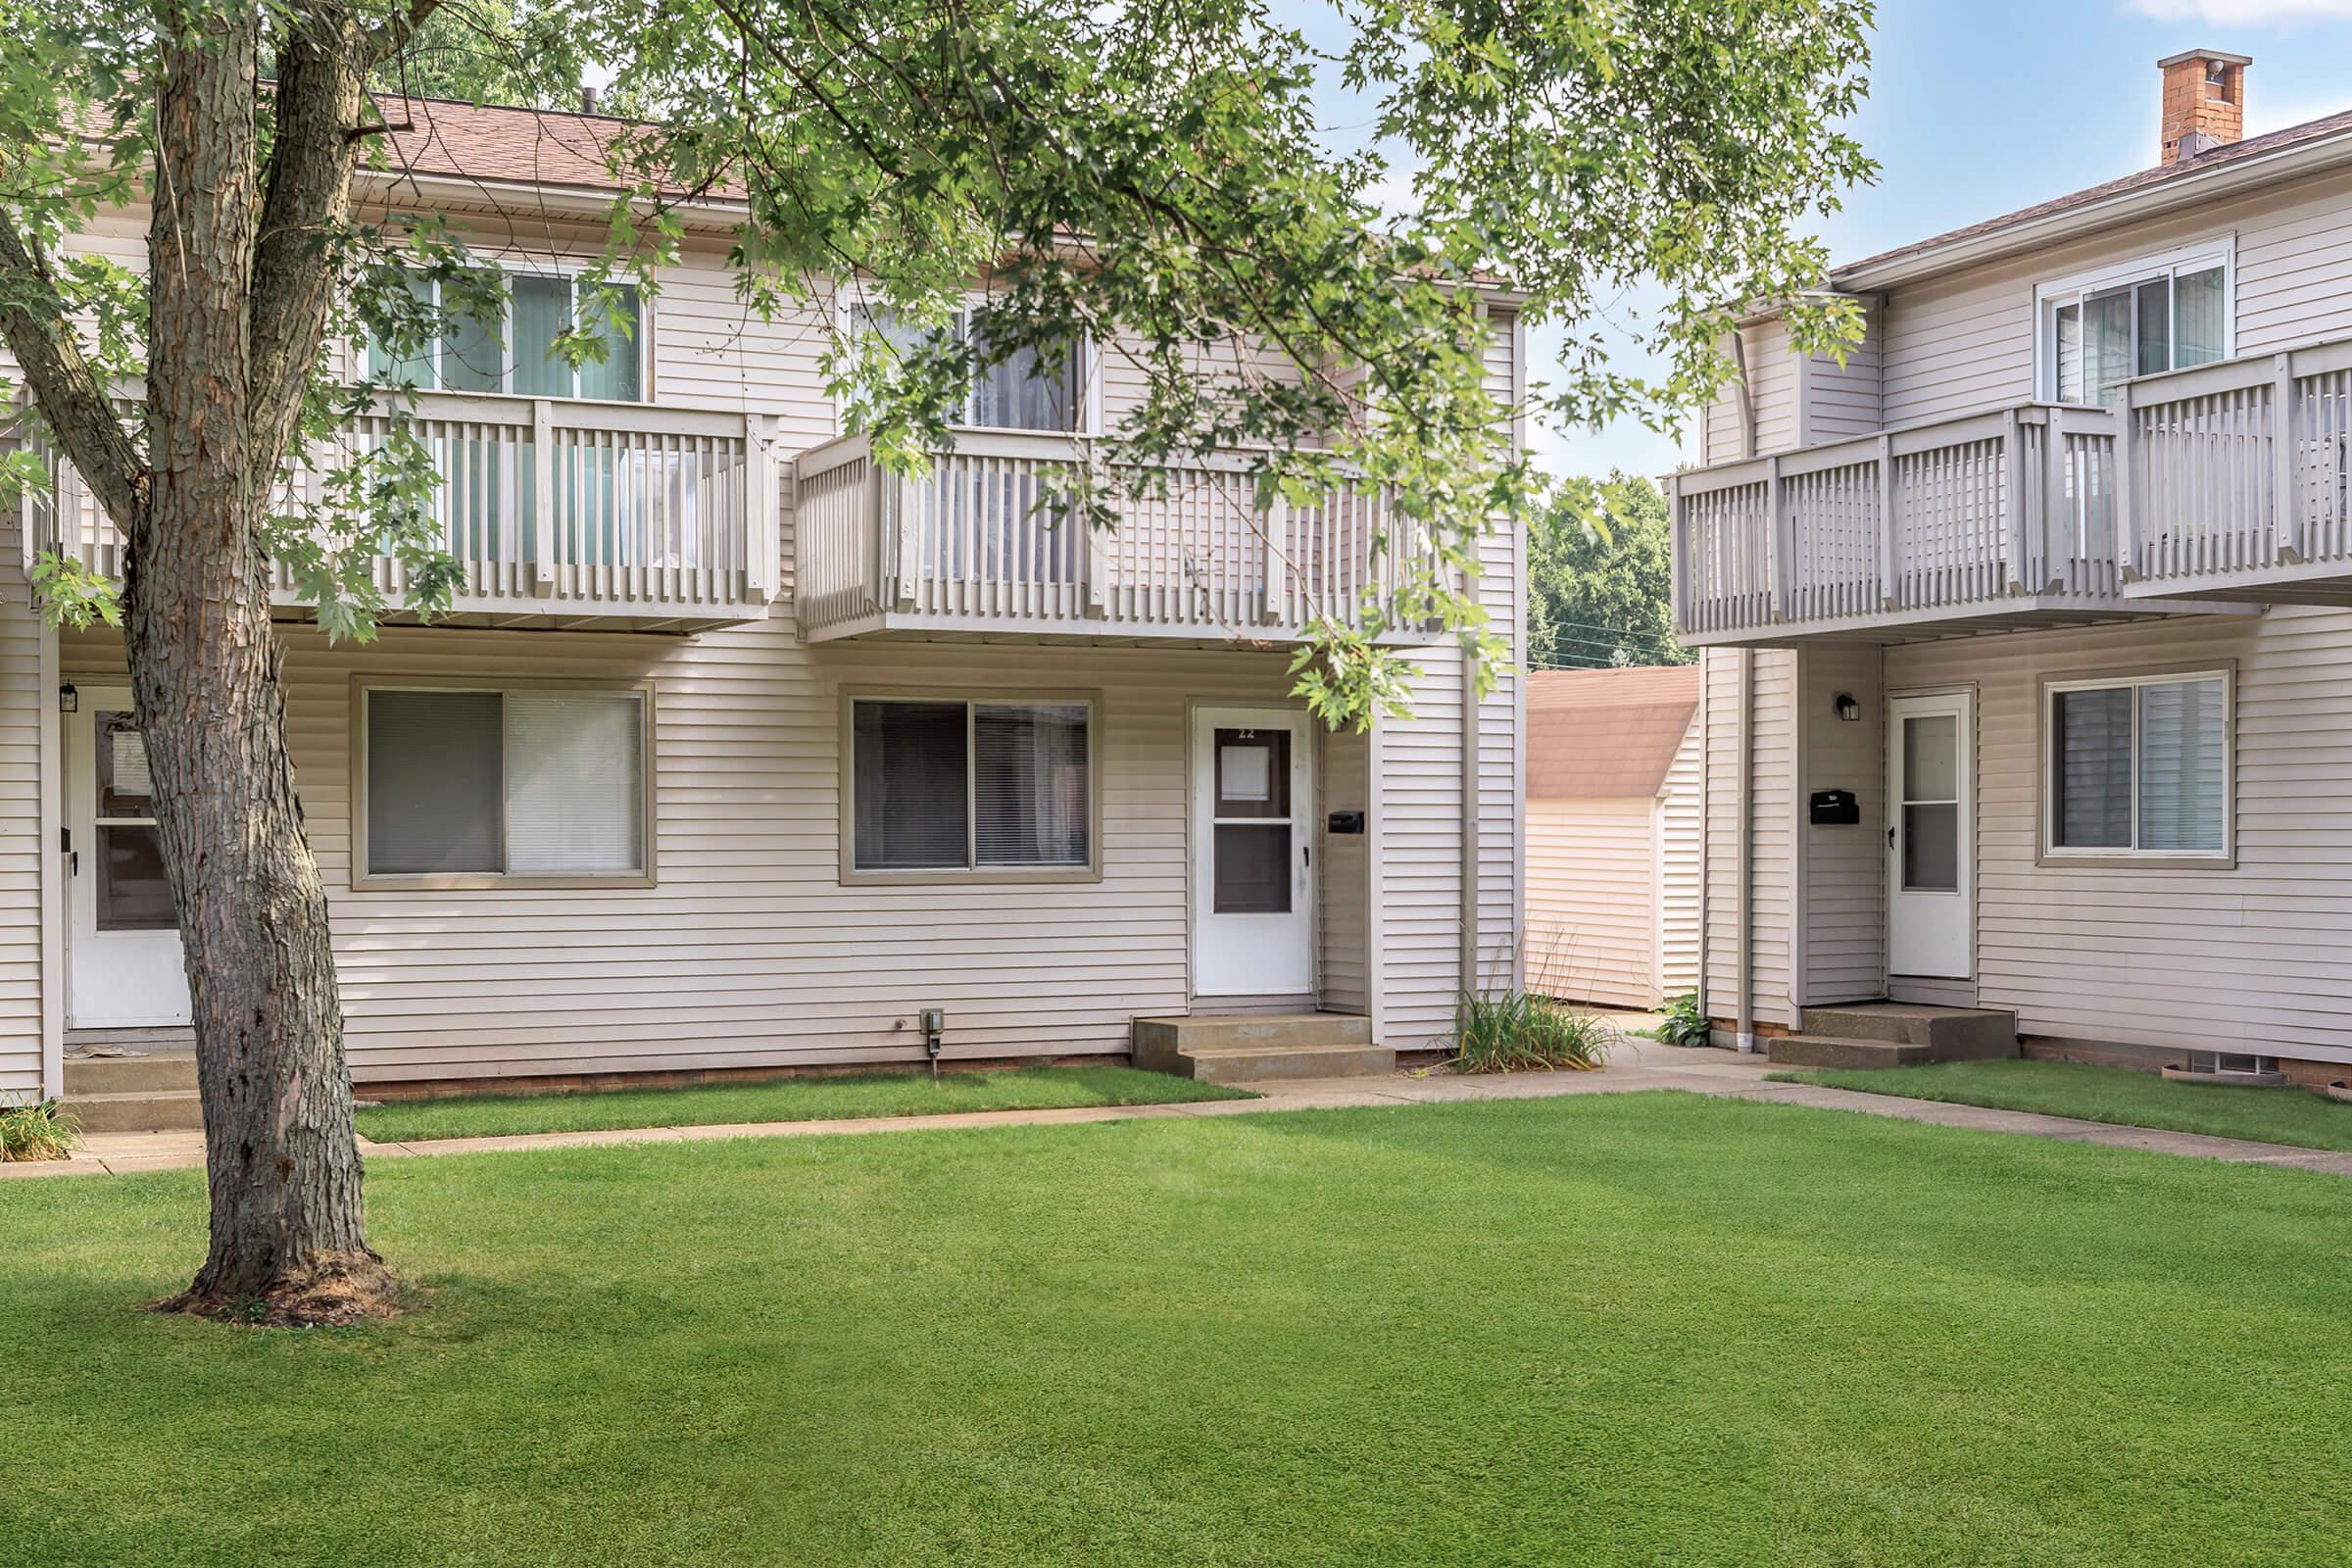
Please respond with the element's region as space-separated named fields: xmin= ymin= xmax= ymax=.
xmin=28 ymin=391 xmax=782 ymax=632
xmin=2119 ymin=336 xmax=2352 ymax=604
xmin=792 ymin=429 xmax=1439 ymax=645
xmin=1671 ymin=400 xmax=2256 ymax=648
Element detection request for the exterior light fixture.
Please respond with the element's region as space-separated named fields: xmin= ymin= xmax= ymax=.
xmin=57 ymin=682 xmax=76 ymax=713
xmin=1834 ymin=693 xmax=1861 ymax=722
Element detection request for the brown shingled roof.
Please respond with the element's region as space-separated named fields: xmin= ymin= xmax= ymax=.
xmin=1834 ymin=105 xmax=2352 ymax=283
xmin=365 ymin=94 xmax=739 ymax=201
xmin=1526 ymin=664 xmax=1698 ymax=801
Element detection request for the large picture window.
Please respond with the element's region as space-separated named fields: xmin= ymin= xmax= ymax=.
xmin=364 ymin=686 xmax=650 ymax=883
xmin=367 ymin=269 xmax=644 ymax=401
xmin=2045 ymin=669 xmax=2230 ymax=861
xmin=848 ymin=696 xmax=1094 ymax=876
xmin=2039 ymin=245 xmax=2230 ymax=407
xmin=847 ymin=301 xmax=1086 ymax=433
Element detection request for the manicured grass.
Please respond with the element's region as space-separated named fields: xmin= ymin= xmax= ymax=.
xmin=355 ymin=1063 xmax=1250 ymax=1142
xmin=1772 ymin=1057 xmax=2352 ymax=1153
xmin=3 ymin=1095 xmax=2348 ymax=1566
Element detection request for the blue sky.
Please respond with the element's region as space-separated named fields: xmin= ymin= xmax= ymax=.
xmin=1400 ymin=0 xmax=2352 ymax=482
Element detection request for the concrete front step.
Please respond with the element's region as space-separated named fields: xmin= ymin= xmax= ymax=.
xmin=65 ymin=1050 xmax=198 ymax=1097
xmin=1797 ymin=1003 xmax=2018 ymax=1059
xmin=1133 ymin=1013 xmax=1393 ymax=1085
xmin=1767 ymin=1034 xmax=1938 ymax=1071
xmin=66 ymin=1088 xmax=206 ymax=1134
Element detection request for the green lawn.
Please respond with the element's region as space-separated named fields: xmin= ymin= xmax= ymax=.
xmin=1772 ymin=1058 xmax=2352 ymax=1153
xmin=355 ymin=1063 xmax=1250 ymax=1142
xmin=5 ymin=1093 xmax=2348 ymax=1566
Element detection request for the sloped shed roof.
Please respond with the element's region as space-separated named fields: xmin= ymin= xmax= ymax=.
xmin=1526 ymin=664 xmax=1699 ymax=801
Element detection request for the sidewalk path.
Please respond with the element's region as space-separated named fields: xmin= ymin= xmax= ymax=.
xmin=10 ymin=1038 xmax=2351 ymax=1180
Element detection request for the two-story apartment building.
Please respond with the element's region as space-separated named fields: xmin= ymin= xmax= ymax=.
xmin=0 ymin=97 xmax=1526 ymax=1111
xmin=1673 ymin=49 xmax=2352 ymax=1085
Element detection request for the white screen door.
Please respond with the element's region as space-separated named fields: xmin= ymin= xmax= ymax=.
xmin=1193 ymin=706 xmax=1314 ymax=996
xmin=1886 ymin=691 xmax=1973 ymax=980
xmin=68 ymin=690 xmax=191 ymax=1028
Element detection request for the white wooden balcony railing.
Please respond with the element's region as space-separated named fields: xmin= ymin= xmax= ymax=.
xmin=1667 ymin=402 xmax=2222 ymax=646
xmin=2122 ymin=336 xmax=2352 ymax=601
xmin=793 ymin=428 xmax=1440 ymax=643
xmin=26 ymin=391 xmax=781 ymax=630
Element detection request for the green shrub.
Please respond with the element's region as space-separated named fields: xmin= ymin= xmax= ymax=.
xmin=0 ymin=1099 xmax=80 ymax=1162
xmin=1658 ymin=992 xmax=1713 ymax=1049
xmin=1452 ymin=988 xmax=1617 ymax=1072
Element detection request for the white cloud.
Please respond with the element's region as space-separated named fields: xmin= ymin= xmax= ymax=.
xmin=2126 ymin=0 xmax=2352 ymax=23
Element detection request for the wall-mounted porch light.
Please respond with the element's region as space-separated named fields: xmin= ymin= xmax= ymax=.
xmin=1833 ymin=692 xmax=1861 ymax=723
xmin=58 ymin=682 xmax=76 ymax=713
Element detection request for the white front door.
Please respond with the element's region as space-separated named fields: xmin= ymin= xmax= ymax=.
xmin=1193 ymin=706 xmax=1314 ymax=997
xmin=67 ymin=690 xmax=191 ymax=1028
xmin=1886 ymin=691 xmax=1973 ymax=980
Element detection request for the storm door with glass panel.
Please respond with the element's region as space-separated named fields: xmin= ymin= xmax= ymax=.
xmin=1886 ymin=691 xmax=1974 ymax=980
xmin=67 ymin=690 xmax=191 ymax=1027
xmin=1192 ymin=707 xmax=1314 ymax=996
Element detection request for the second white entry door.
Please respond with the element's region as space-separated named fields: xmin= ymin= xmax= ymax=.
xmin=1886 ymin=691 xmax=1973 ymax=980
xmin=1193 ymin=707 xmax=1314 ymax=997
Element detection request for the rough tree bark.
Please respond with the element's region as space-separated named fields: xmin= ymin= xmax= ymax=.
xmin=139 ymin=9 xmax=391 ymax=1323
xmin=0 ymin=2 xmax=432 ymax=1322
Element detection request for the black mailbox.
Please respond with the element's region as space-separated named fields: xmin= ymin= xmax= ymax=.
xmin=1809 ymin=789 xmax=1860 ymax=826
xmin=1326 ymin=810 xmax=1366 ymax=835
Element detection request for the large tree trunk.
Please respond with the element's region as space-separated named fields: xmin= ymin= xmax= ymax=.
xmin=140 ymin=11 xmax=392 ymax=1323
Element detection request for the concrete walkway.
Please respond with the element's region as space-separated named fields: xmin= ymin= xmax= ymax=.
xmin=9 ymin=1038 xmax=2352 ymax=1180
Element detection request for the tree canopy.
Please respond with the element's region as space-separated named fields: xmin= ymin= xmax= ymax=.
xmin=1528 ymin=473 xmax=1691 ymax=671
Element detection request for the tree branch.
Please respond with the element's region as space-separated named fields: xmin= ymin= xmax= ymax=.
xmin=0 ymin=211 xmax=146 ymax=531
xmin=248 ymin=2 xmax=403 ymax=485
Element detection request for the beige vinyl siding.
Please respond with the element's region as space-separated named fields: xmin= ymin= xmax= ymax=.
xmin=1880 ymin=163 xmax=2352 ymax=425
xmin=1526 ymin=799 xmax=1656 ymax=1007
xmin=1883 ymin=605 xmax=2352 ymax=1066
xmin=0 ymin=517 xmax=45 ymax=1099
xmin=1317 ymin=723 xmax=1371 ymax=1015
xmin=62 ymin=623 xmax=1307 ymax=1082
xmin=1699 ymin=646 xmax=1797 ymax=1028
xmin=1800 ymin=644 xmax=1886 ymax=1004
xmin=1799 ymin=299 xmax=1884 ymax=444
xmin=1701 ymin=319 xmax=1805 ymax=465
xmin=1657 ymin=716 xmax=1702 ymax=999
xmin=1378 ymin=649 xmax=1470 ymax=1047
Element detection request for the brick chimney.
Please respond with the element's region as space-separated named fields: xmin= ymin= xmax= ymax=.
xmin=2160 ymin=49 xmax=2249 ymax=164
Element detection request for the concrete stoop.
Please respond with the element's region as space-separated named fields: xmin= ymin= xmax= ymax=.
xmin=1767 ymin=1003 xmax=2019 ymax=1071
xmin=62 ymin=1049 xmax=203 ymax=1134
xmin=1133 ymin=1013 xmax=1393 ymax=1085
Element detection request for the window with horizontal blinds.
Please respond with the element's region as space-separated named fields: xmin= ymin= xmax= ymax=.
xmin=366 ymin=688 xmax=647 ymax=879
xmin=850 ymin=698 xmax=1093 ymax=873
xmin=506 ymin=694 xmax=646 ymax=873
xmin=853 ymin=701 xmax=970 ymax=869
xmin=975 ymin=704 xmax=1089 ymax=866
xmin=2045 ymin=672 xmax=2229 ymax=858
xmin=2137 ymin=677 xmax=2227 ymax=853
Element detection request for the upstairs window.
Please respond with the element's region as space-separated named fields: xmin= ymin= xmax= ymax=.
xmin=2040 ymin=247 xmax=2230 ymax=407
xmin=2045 ymin=669 xmax=2230 ymax=861
xmin=367 ymin=270 xmax=644 ymax=401
xmin=847 ymin=301 xmax=1086 ymax=432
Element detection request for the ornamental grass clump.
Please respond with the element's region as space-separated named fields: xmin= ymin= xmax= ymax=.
xmin=0 ymin=1099 xmax=80 ymax=1162
xmin=1452 ymin=989 xmax=1617 ymax=1073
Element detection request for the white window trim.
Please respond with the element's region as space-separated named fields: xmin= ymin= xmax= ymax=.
xmin=2031 ymin=236 xmax=2235 ymax=403
xmin=352 ymin=677 xmax=658 ymax=891
xmin=838 ymin=687 xmax=1103 ymax=885
xmin=367 ymin=257 xmax=655 ymax=405
xmin=827 ymin=284 xmax=1103 ymax=437
xmin=2038 ymin=664 xmax=2234 ymax=868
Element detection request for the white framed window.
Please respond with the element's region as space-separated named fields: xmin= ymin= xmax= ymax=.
xmin=367 ymin=265 xmax=647 ymax=402
xmin=843 ymin=694 xmax=1096 ymax=879
xmin=2035 ymin=240 xmax=2232 ymax=407
xmin=838 ymin=293 xmax=1100 ymax=434
xmin=360 ymin=684 xmax=652 ymax=885
xmin=2042 ymin=667 xmax=2231 ymax=863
